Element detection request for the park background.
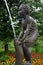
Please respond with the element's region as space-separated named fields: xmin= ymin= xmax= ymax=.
xmin=0 ymin=0 xmax=43 ymax=65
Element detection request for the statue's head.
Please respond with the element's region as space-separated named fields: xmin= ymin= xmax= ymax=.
xmin=18 ymin=4 xmax=30 ymax=17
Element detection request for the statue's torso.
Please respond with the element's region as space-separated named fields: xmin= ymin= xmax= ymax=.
xmin=22 ymin=16 xmax=37 ymax=34
xmin=21 ymin=16 xmax=38 ymax=47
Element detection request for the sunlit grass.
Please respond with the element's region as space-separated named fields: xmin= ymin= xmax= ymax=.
xmin=0 ymin=35 xmax=43 ymax=54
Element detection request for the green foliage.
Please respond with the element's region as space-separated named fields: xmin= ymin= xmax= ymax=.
xmin=0 ymin=0 xmax=43 ymax=52
xmin=0 ymin=55 xmax=10 ymax=62
xmin=29 ymin=35 xmax=43 ymax=54
xmin=29 ymin=0 xmax=43 ymax=35
xmin=0 ymin=0 xmax=43 ymax=40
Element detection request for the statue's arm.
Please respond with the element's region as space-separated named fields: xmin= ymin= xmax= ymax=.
xmin=18 ymin=26 xmax=24 ymax=40
xmin=22 ymin=22 xmax=32 ymax=41
xmin=18 ymin=31 xmax=23 ymax=40
xmin=22 ymin=18 xmax=38 ymax=41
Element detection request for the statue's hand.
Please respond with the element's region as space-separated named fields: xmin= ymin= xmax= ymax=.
xmin=16 ymin=39 xmax=22 ymax=46
xmin=19 ymin=39 xmax=23 ymax=42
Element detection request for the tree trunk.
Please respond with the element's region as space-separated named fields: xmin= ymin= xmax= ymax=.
xmin=14 ymin=37 xmax=25 ymax=65
xmin=14 ymin=37 xmax=31 ymax=65
xmin=4 ymin=43 xmax=8 ymax=52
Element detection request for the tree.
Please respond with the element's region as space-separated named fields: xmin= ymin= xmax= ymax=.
xmin=0 ymin=0 xmax=43 ymax=52
xmin=0 ymin=0 xmax=14 ymax=52
xmin=27 ymin=0 xmax=43 ymax=35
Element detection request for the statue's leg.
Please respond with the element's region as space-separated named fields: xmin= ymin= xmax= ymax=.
xmin=14 ymin=38 xmax=32 ymax=65
xmin=22 ymin=43 xmax=32 ymax=65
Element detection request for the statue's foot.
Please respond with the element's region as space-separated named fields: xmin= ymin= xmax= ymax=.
xmin=23 ymin=61 xmax=31 ymax=65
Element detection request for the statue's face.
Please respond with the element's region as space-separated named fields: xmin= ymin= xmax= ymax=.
xmin=18 ymin=5 xmax=25 ymax=17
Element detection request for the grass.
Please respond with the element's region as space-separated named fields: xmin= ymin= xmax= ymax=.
xmin=0 ymin=35 xmax=43 ymax=53
xmin=29 ymin=35 xmax=43 ymax=54
xmin=0 ymin=35 xmax=43 ymax=54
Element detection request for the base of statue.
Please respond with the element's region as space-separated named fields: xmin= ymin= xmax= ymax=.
xmin=14 ymin=61 xmax=31 ymax=65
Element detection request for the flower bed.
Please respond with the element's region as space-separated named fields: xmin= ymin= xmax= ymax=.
xmin=0 ymin=52 xmax=43 ymax=65
xmin=31 ymin=52 xmax=43 ymax=65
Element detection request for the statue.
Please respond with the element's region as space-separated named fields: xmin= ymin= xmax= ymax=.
xmin=4 ymin=0 xmax=37 ymax=64
xmin=14 ymin=3 xmax=38 ymax=65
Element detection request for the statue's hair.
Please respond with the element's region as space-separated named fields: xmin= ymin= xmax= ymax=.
xmin=19 ymin=3 xmax=30 ymax=15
